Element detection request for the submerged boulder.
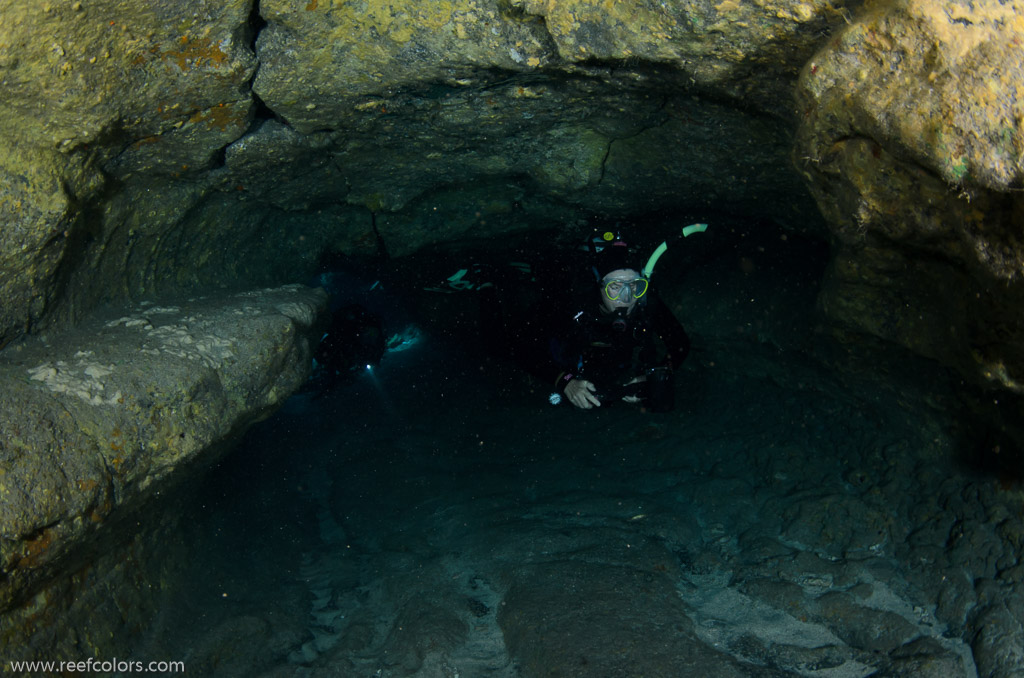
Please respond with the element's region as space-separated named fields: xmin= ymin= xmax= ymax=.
xmin=795 ymin=0 xmax=1024 ymax=398
xmin=798 ymin=0 xmax=1024 ymax=191
xmin=0 ymin=285 xmax=326 ymax=623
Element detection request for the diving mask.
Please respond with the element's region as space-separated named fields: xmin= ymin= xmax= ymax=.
xmin=602 ymin=276 xmax=648 ymax=303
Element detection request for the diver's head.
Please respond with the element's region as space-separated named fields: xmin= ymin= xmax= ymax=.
xmin=591 ymin=238 xmax=648 ymax=316
xmin=599 ymin=268 xmax=648 ymax=315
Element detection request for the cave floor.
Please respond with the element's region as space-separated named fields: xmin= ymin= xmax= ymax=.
xmin=124 ymin=230 xmax=1020 ymax=678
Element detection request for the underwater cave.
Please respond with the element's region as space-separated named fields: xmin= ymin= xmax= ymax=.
xmin=2 ymin=0 xmax=1024 ymax=676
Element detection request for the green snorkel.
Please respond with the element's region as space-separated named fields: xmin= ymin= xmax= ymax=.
xmin=642 ymin=223 xmax=707 ymax=278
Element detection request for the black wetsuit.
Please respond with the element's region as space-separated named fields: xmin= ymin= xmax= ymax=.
xmin=482 ymin=275 xmax=690 ymax=409
xmin=540 ymin=292 xmax=690 ymax=407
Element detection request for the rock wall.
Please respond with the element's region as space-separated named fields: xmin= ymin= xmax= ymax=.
xmin=0 ymin=0 xmax=256 ymax=345
xmin=795 ymin=0 xmax=1024 ymax=397
xmin=0 ymin=0 xmax=852 ymax=350
xmin=2 ymin=0 xmax=1024 ymax=661
xmin=6 ymin=1 xmax=1020 ymax=393
xmin=0 ymin=285 xmax=326 ymax=645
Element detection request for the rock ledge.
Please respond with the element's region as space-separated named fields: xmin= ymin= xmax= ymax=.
xmin=0 ymin=284 xmax=327 ymax=614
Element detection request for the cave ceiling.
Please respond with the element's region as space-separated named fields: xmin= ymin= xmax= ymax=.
xmin=0 ymin=0 xmax=1022 ymax=399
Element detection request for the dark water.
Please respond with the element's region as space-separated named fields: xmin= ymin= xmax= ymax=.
xmin=121 ymin=220 xmax=1007 ymax=677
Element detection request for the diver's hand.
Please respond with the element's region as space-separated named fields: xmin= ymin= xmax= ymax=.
xmin=565 ymin=379 xmax=601 ymax=409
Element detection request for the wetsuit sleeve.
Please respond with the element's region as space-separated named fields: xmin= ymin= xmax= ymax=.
xmin=523 ymin=310 xmax=588 ymax=392
xmin=648 ymin=293 xmax=690 ymax=368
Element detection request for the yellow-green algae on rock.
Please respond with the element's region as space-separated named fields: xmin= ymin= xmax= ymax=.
xmin=255 ymin=0 xmax=861 ymax=133
xmin=799 ymin=0 xmax=1024 ymax=190
xmin=0 ymin=0 xmax=255 ymax=152
xmin=254 ymin=0 xmax=555 ymax=133
xmin=510 ymin=0 xmax=860 ymax=105
xmin=0 ymin=0 xmax=852 ymax=351
xmin=796 ymin=0 xmax=1024 ymax=393
xmin=0 ymin=0 xmax=257 ymax=347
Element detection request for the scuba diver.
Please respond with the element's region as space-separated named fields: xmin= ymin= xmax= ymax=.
xmin=479 ymin=225 xmax=704 ymax=412
xmin=312 ymin=303 xmax=385 ymax=389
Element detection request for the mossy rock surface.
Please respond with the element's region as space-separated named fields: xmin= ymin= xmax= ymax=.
xmin=0 ymin=285 xmax=325 ymax=615
xmin=796 ymin=0 xmax=1024 ymax=393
